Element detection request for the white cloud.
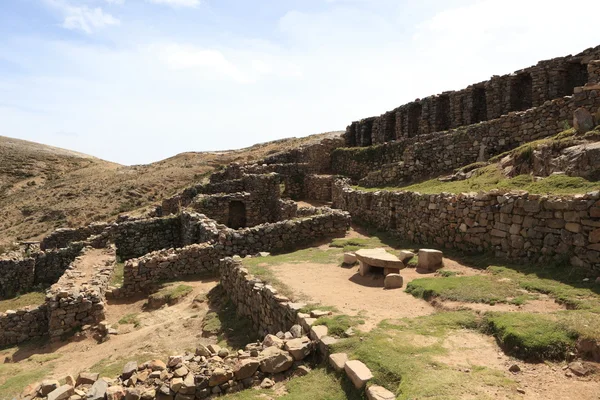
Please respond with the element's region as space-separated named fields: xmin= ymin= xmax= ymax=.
xmin=44 ymin=1 xmax=120 ymax=33
xmin=104 ymin=0 xmax=125 ymax=4
xmin=147 ymin=0 xmax=200 ymax=8
xmin=62 ymin=6 xmax=120 ymax=33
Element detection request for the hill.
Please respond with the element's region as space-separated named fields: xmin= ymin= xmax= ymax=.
xmin=0 ymin=132 xmax=342 ymax=250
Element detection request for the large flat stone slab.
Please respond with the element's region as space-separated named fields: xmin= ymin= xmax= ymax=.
xmin=344 ymin=359 xmax=373 ymax=389
xmin=355 ymin=248 xmax=404 ymax=276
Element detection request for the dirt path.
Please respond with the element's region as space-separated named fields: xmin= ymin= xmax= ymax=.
xmin=270 ymin=262 xmax=436 ymax=330
xmin=3 ymin=278 xmax=218 ymax=381
xmin=56 ymin=247 xmax=115 ymax=289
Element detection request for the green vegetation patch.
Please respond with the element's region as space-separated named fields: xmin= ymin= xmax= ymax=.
xmin=483 ymin=312 xmax=578 ymax=360
xmin=221 ymin=368 xmax=362 ymax=400
xmin=148 ymin=283 xmax=193 ymax=307
xmin=118 ymin=313 xmax=141 ymax=328
xmin=0 ymin=291 xmax=46 ymax=313
xmin=406 ymin=275 xmax=528 ymax=305
xmin=332 ymin=311 xmax=513 ymax=399
xmin=314 ymin=314 xmax=365 ymax=336
xmin=0 ymin=351 xmax=61 ymax=399
xmin=110 ymin=262 xmax=125 ymax=287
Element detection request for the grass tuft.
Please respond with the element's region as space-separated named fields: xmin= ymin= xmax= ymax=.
xmin=314 ymin=314 xmax=364 ymax=336
xmin=0 ymin=291 xmax=46 ymax=313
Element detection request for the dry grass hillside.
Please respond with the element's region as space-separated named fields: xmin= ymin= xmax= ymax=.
xmin=0 ymin=132 xmax=342 ymax=249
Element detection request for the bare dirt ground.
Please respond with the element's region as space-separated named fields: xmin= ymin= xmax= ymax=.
xmin=58 ymin=248 xmax=115 ymax=289
xmin=1 ymin=278 xmax=218 ymax=382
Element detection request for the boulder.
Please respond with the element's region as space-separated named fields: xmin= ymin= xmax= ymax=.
xmin=319 ymin=336 xmax=338 ymax=356
xmin=148 ymin=359 xmax=166 ymax=371
xmin=574 ymin=107 xmax=595 ymax=134
xmin=234 ymin=358 xmax=260 ymax=380
xmin=343 ymin=253 xmax=357 ymax=264
xmin=259 ymin=347 xmax=294 ymax=373
xmin=328 ymin=353 xmax=348 ymax=372
xmin=262 ymin=334 xmax=284 ymax=349
xmin=122 ymin=361 xmax=138 ymax=379
xmin=344 ymin=360 xmax=373 ymax=389
xmin=398 ymin=250 xmax=416 ymax=263
xmin=289 ymin=324 xmax=303 ymax=338
xmin=106 ymin=385 xmax=125 ymax=400
xmin=125 ymin=388 xmax=141 ymax=400
xmin=384 ymin=273 xmax=404 ymax=289
xmin=88 ymin=379 xmax=109 ymax=400
xmin=195 ymin=344 xmax=211 ymax=357
xmin=47 ymin=385 xmax=74 ymax=400
xmin=417 ymin=249 xmax=443 ymax=271
xmin=40 ymin=380 xmax=60 ymax=396
xmin=366 ymin=385 xmax=395 ymax=400
xmin=284 ymin=337 xmax=312 ymax=360
xmin=76 ymin=372 xmax=99 ymax=386
xmin=208 ymin=368 xmax=233 ymax=387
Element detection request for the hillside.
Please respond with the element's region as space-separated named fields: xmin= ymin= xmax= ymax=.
xmin=0 ymin=132 xmax=342 ymax=249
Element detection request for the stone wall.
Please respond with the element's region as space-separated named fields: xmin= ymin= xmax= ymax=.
xmin=120 ymin=209 xmax=351 ymax=294
xmin=122 ymin=243 xmax=221 ymax=293
xmin=589 ymin=61 xmax=600 ymax=85
xmin=332 ymin=180 xmax=600 ymax=272
xmin=219 ymin=258 xmax=300 ymax=336
xmin=46 ymin=249 xmax=115 ymax=339
xmin=114 ymin=215 xmax=182 ymax=261
xmin=345 ymin=45 xmax=600 ymax=147
xmin=40 ymin=224 xmax=109 ymax=251
xmin=0 ymin=257 xmax=35 ymax=299
xmin=0 ymin=305 xmax=48 ymax=347
xmin=33 ymin=243 xmax=86 ymax=286
xmin=333 ymin=89 xmax=600 ymax=186
xmin=304 ymin=175 xmax=334 ymax=202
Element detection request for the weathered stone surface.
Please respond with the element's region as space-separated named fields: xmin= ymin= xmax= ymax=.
xmin=329 ymin=353 xmax=348 ymax=372
xmin=398 ymin=250 xmax=416 ymax=263
xmin=355 ymin=248 xmax=404 ymax=274
xmin=76 ymin=372 xmax=99 ymax=386
xmin=47 ymin=385 xmax=74 ymax=400
xmin=343 ymin=253 xmax=357 ymax=264
xmin=208 ymin=368 xmax=233 ymax=387
xmin=366 ymin=385 xmax=395 ymax=400
xmin=310 ymin=325 xmax=328 ymax=341
xmin=384 ymin=273 xmax=403 ymax=289
xmin=259 ymin=347 xmax=294 ymax=373
xmin=284 ymin=337 xmax=312 ymax=361
xmin=289 ymin=324 xmax=303 ymax=338
xmin=88 ymin=379 xmax=109 ymax=400
xmin=106 ymin=385 xmax=125 ymax=400
xmin=195 ymin=345 xmax=211 ymax=357
xmin=122 ymin=361 xmax=138 ymax=379
xmin=417 ymin=249 xmax=443 ymax=271
xmin=234 ymin=358 xmax=260 ymax=380
xmin=344 ymin=360 xmax=373 ymax=389
xmin=148 ymin=359 xmax=167 ymax=371
xmin=318 ymin=336 xmax=338 ymax=356
xmin=574 ymin=107 xmax=595 ymax=134
xmin=263 ymin=334 xmax=284 ymax=349
xmin=40 ymin=380 xmax=60 ymax=396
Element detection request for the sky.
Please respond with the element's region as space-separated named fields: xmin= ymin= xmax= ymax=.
xmin=1 ymin=0 xmax=600 ymax=165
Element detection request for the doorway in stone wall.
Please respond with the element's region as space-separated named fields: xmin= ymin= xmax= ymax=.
xmin=228 ymin=201 xmax=247 ymax=229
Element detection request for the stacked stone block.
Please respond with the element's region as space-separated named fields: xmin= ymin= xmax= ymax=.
xmin=333 ymin=180 xmax=600 ymax=271
xmin=0 ymin=305 xmax=48 ymax=347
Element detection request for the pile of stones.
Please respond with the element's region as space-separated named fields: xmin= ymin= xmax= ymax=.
xmin=22 ymin=327 xmax=315 ymax=400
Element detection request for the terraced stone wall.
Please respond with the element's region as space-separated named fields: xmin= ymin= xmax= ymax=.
xmin=0 ymin=305 xmax=48 ymax=347
xmin=345 ymin=46 xmax=600 ymax=147
xmin=333 ymin=89 xmax=600 ymax=186
xmin=40 ymin=224 xmax=110 ymax=250
xmin=333 ymin=180 xmax=600 ymax=272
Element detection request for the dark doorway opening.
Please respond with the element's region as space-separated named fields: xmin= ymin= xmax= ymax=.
xmin=407 ymin=103 xmax=422 ymax=137
xmin=509 ymin=73 xmax=533 ymax=112
xmin=435 ymin=95 xmax=451 ymax=132
xmin=471 ymin=87 xmax=487 ymax=123
xmin=564 ymin=62 xmax=588 ymax=96
xmin=228 ymin=201 xmax=247 ymax=229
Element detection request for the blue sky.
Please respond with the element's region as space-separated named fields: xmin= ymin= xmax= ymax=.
xmin=1 ymin=0 xmax=600 ymax=165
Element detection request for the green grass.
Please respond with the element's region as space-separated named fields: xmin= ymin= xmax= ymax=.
xmin=118 ymin=313 xmax=141 ymax=328
xmin=484 ymin=312 xmax=577 ymax=360
xmin=148 ymin=283 xmax=194 ymax=306
xmin=406 ymin=275 xmax=530 ymax=305
xmin=314 ymin=314 xmax=365 ymax=336
xmin=0 ymin=291 xmax=46 ymax=313
xmin=0 ymin=352 xmax=61 ymax=399
xmin=332 ymin=311 xmax=513 ymax=400
xmin=330 ymin=237 xmax=390 ymax=252
xmin=110 ymin=262 xmax=125 ymax=287
xmin=298 ymin=304 xmax=339 ymax=314
xmin=221 ymin=368 xmax=362 ymax=400
xmin=89 ymin=353 xmax=162 ymax=378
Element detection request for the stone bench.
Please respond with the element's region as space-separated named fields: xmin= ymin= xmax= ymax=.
xmin=355 ymin=248 xmax=405 ymax=276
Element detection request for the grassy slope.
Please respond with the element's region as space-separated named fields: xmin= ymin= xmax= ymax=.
xmin=0 ymin=132 xmax=341 ymax=248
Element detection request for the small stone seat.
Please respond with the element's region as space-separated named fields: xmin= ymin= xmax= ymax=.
xmin=354 ymin=248 xmax=405 ymax=276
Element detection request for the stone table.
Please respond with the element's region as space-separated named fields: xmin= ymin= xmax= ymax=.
xmin=354 ymin=248 xmax=405 ymax=276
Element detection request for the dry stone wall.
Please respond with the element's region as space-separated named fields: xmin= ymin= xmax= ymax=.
xmin=40 ymin=224 xmax=109 ymax=251
xmin=114 ymin=215 xmax=182 ymax=261
xmin=219 ymin=258 xmax=300 ymax=336
xmin=0 ymin=305 xmax=48 ymax=347
xmin=0 ymin=257 xmax=35 ymax=299
xmin=120 ymin=209 xmax=351 ymax=294
xmin=333 ymin=89 xmax=600 ymax=186
xmin=333 ymin=180 xmax=600 ymax=272
xmin=304 ymin=175 xmax=334 ymax=202
xmin=33 ymin=243 xmax=86 ymax=286
xmin=345 ymin=45 xmax=600 ymax=147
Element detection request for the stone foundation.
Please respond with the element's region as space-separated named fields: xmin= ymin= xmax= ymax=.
xmin=333 ymin=180 xmax=600 ymax=271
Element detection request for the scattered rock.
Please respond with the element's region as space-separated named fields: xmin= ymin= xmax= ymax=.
xmin=40 ymin=380 xmax=60 ymax=396
xmin=328 ymin=353 xmax=348 ymax=372
xmin=344 ymin=360 xmax=373 ymax=389
xmin=195 ymin=345 xmax=211 ymax=357
xmin=384 ymin=273 xmax=403 ymax=289
xmin=516 ymin=387 xmax=526 ymax=394
xmin=398 ymin=250 xmax=416 ymax=264
xmin=289 ymin=324 xmax=303 ymax=338
xmin=259 ymin=347 xmax=294 ymax=374
xmin=366 ymin=385 xmax=395 ymax=400
xmin=343 ymin=253 xmax=357 ymax=264
xmin=260 ymin=378 xmax=274 ymax=389
xmin=88 ymin=379 xmax=109 ymax=400
xmin=310 ymin=310 xmax=332 ymax=318
xmin=417 ymin=249 xmax=443 ymax=271
xmin=309 ymin=325 xmax=328 ymax=341
xmin=284 ymin=337 xmax=312 ymax=361
xmin=574 ymin=107 xmax=595 ymax=134
xmin=509 ymin=364 xmax=521 ymax=373
xmin=76 ymin=372 xmax=99 ymax=386
xmin=568 ymin=361 xmax=590 ymax=377
xmin=122 ymin=361 xmax=138 ymax=379
xmin=47 ymin=385 xmax=74 ymax=400
xmin=262 ymin=334 xmax=284 ymax=349
xmin=233 ymin=358 xmax=260 ymax=380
